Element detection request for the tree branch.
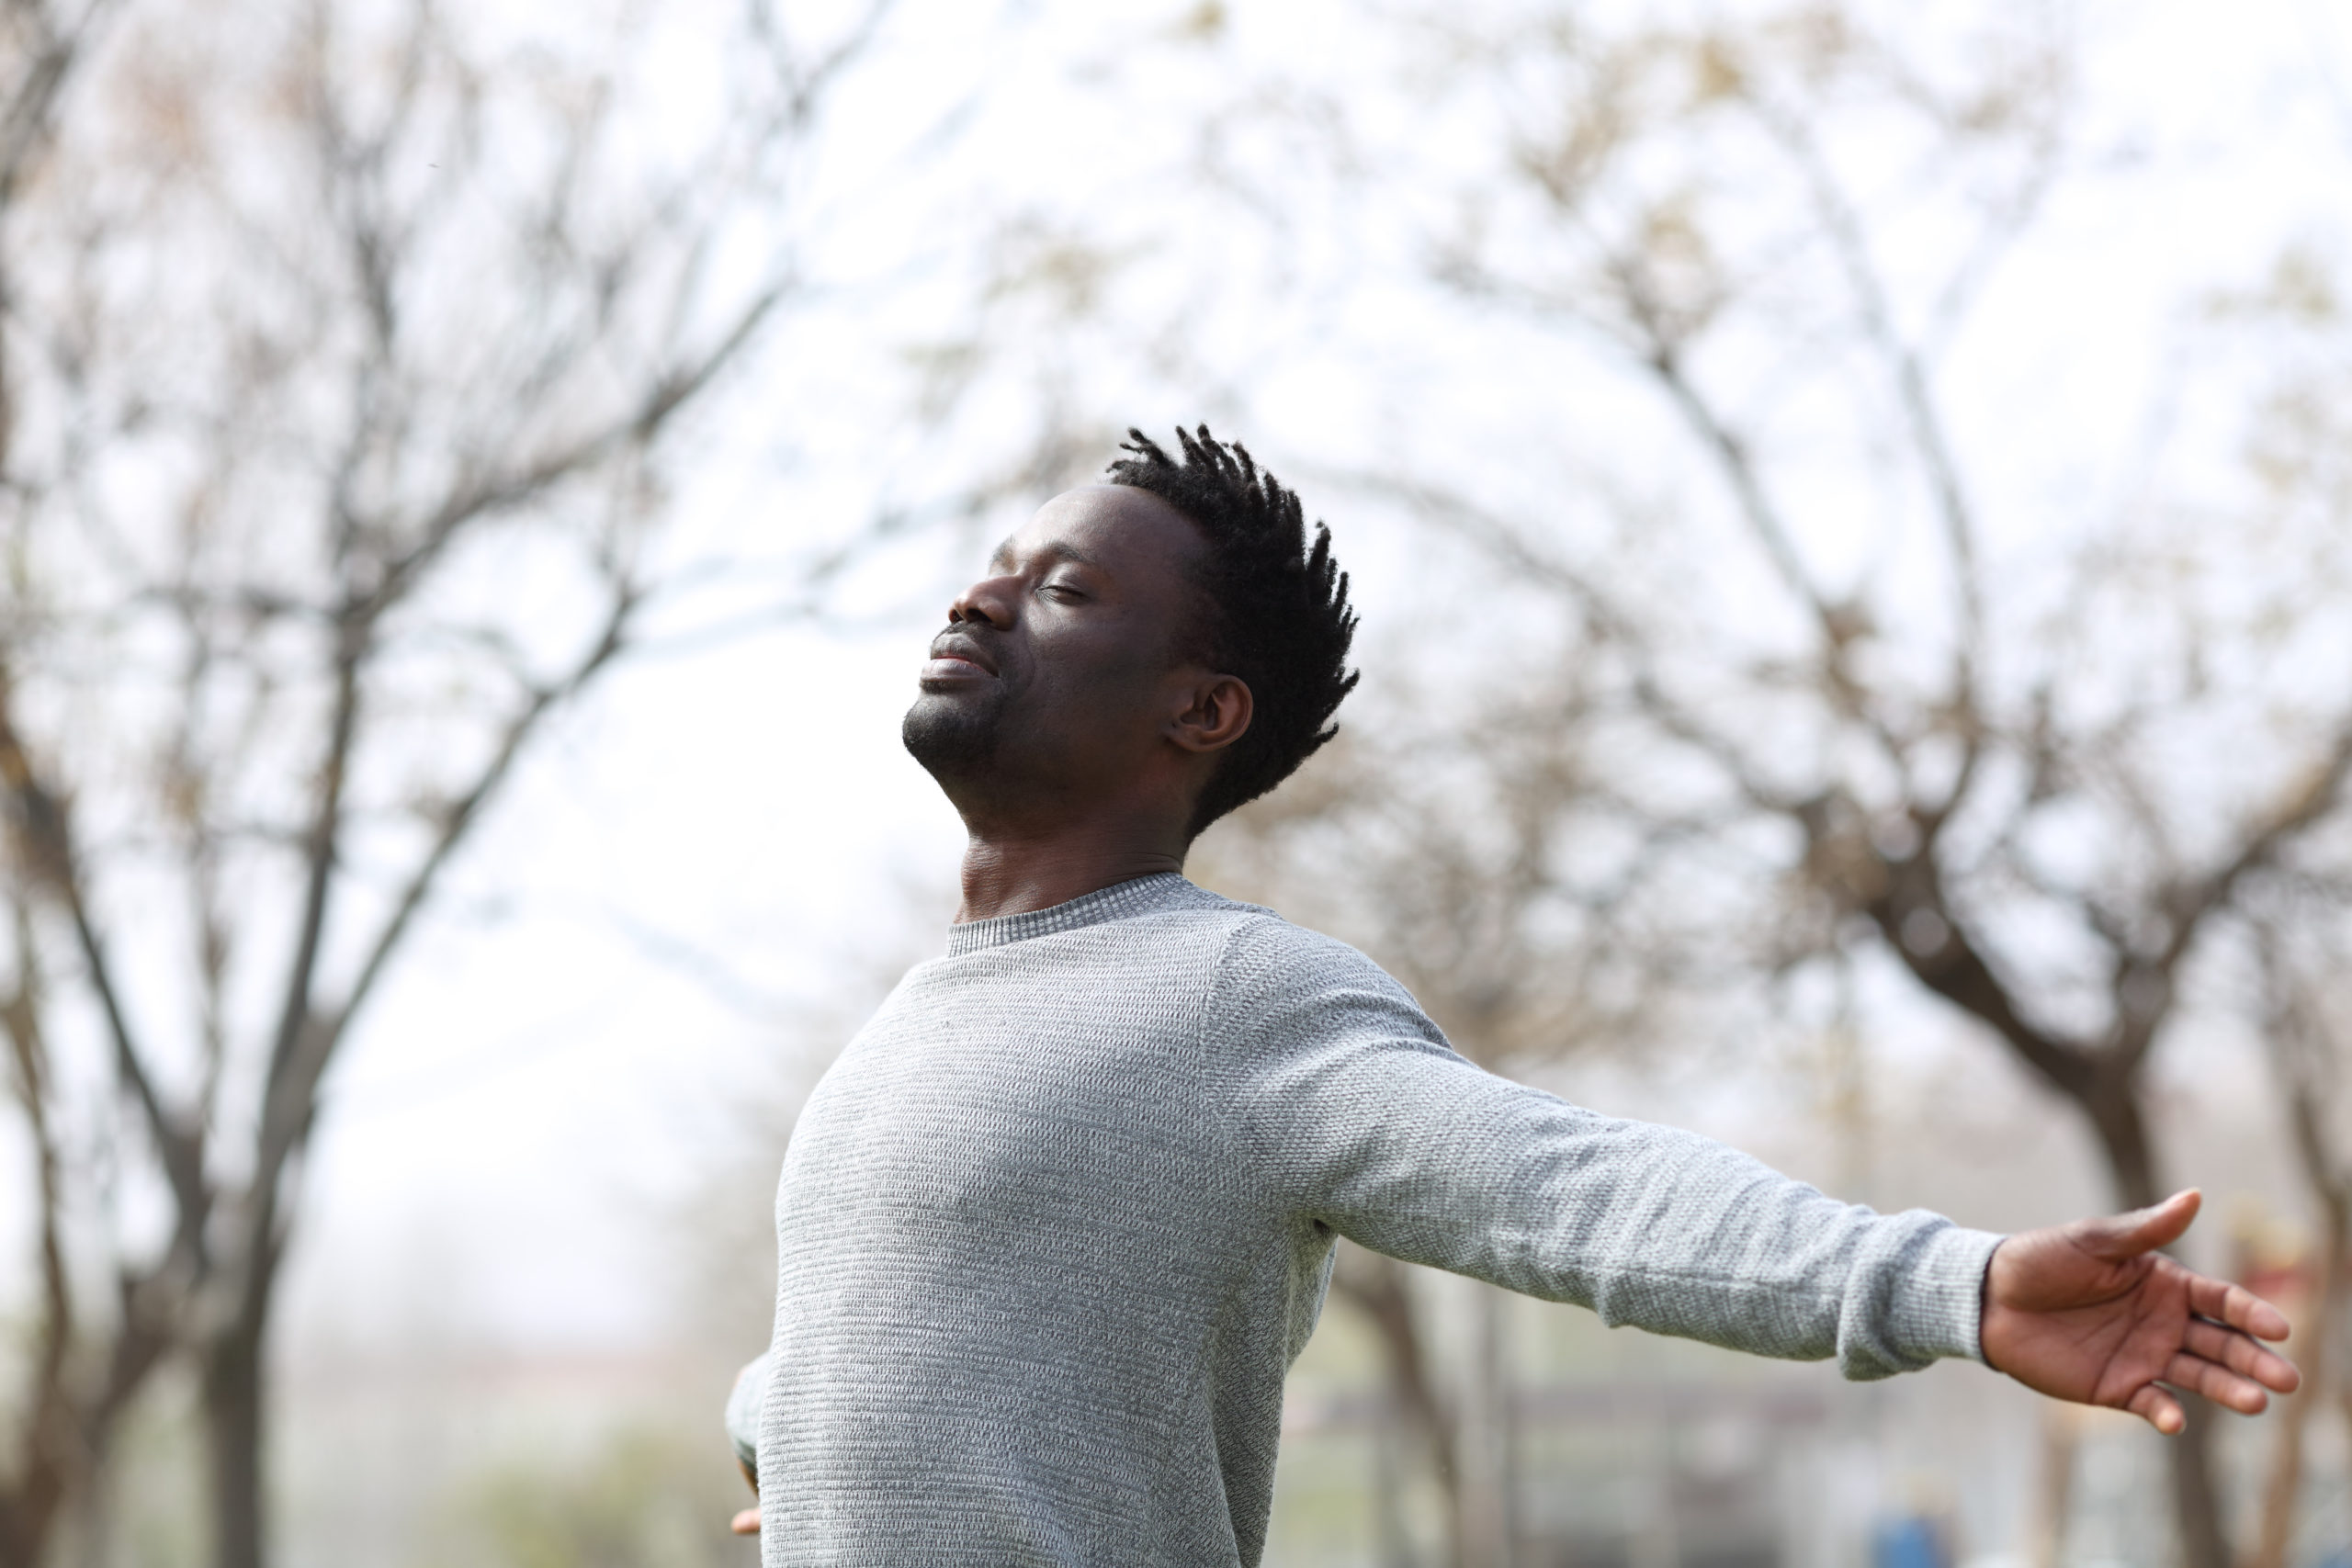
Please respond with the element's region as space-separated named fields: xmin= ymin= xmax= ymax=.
xmin=362 ymin=279 xmax=784 ymax=619
xmin=0 ymin=897 xmax=75 ymax=1505
xmin=253 ymin=577 xmax=640 ymax=1208
xmin=1792 ymin=792 xmax=2099 ymax=1100
xmin=0 ymin=665 xmax=208 ymax=1227
xmin=254 ymin=622 xmax=365 ymax=1198
xmin=0 ymin=0 xmax=116 ymax=207
xmin=2150 ymin=717 xmax=2352 ymax=1010
xmin=1632 ymin=328 xmax=1912 ymax=773
xmin=1768 ymin=107 xmax=1986 ymax=697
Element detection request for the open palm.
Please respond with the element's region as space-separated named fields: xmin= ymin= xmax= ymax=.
xmin=1981 ymin=1190 xmax=2299 ymax=1434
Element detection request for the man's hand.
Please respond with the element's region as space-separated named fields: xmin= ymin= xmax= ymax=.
xmin=732 ymin=1458 xmax=760 ymax=1536
xmin=1981 ymin=1189 xmax=2300 ymax=1434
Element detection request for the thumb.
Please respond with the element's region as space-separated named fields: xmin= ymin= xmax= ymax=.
xmin=2078 ymin=1189 xmax=2199 ymax=1261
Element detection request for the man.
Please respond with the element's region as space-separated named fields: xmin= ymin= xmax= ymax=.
xmin=728 ymin=427 xmax=2297 ymax=1564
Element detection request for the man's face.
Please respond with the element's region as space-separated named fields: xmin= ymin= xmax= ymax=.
xmin=902 ymin=485 xmax=1210 ymax=807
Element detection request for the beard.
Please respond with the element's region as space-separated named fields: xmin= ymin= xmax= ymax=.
xmin=901 ymin=687 xmax=1009 ymax=784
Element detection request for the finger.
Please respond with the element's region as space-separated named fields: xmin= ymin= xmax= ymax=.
xmin=2079 ymin=1190 xmax=2199 ymax=1261
xmin=2185 ymin=1272 xmax=2293 ymax=1342
xmin=2183 ymin=1318 xmax=2302 ymax=1393
xmin=730 ymin=1507 xmax=761 ymax=1536
xmin=2166 ymin=1352 xmax=2272 ymax=1416
xmin=2127 ymin=1382 xmax=2186 ymax=1435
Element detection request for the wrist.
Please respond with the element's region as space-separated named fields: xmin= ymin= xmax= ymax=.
xmin=1885 ymin=1224 xmax=2007 ymax=1368
xmin=1979 ymin=1235 xmax=2009 ymax=1372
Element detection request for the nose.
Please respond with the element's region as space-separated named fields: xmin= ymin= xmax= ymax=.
xmin=947 ymin=572 xmax=1018 ymax=628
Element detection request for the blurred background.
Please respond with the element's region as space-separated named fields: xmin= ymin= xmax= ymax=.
xmin=4 ymin=1 xmax=2352 ymax=1565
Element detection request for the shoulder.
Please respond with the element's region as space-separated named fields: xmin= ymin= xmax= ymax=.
xmin=1202 ymin=904 xmax=1437 ymax=1040
xmin=1216 ymin=906 xmax=1397 ymax=985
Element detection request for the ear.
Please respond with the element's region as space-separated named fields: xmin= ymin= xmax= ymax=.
xmin=1166 ymin=673 xmax=1252 ymax=755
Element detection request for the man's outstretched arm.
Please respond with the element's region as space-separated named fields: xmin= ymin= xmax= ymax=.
xmin=1983 ymin=1189 xmax=2297 ymax=1433
xmin=1216 ymin=919 xmax=2303 ymax=1409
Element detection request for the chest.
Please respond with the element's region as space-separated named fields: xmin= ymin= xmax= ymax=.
xmin=776 ymin=943 xmax=1240 ymax=1247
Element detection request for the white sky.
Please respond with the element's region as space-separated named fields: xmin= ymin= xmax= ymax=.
xmin=266 ymin=0 xmax=2352 ymax=1359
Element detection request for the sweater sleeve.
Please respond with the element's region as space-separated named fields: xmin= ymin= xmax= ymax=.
xmin=1212 ymin=918 xmax=2002 ymax=1380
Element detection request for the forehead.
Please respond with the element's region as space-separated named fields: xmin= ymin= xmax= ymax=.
xmin=990 ymin=485 xmax=1203 ymax=578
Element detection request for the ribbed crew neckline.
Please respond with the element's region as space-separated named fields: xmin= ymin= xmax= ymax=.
xmin=945 ymin=872 xmax=1198 ymax=956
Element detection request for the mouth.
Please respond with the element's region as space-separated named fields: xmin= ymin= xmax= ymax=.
xmin=921 ymin=633 xmax=998 ymax=684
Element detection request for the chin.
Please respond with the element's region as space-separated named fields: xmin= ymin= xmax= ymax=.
xmin=902 ymin=692 xmax=1003 ymax=781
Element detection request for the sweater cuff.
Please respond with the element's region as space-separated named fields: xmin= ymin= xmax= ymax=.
xmin=1888 ymin=1224 xmax=2006 ymax=1365
xmin=725 ymin=1352 xmax=770 ymax=1472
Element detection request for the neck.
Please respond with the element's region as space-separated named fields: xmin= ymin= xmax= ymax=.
xmin=953 ymin=799 xmax=1191 ymax=922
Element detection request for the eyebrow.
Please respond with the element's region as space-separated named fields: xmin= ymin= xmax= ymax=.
xmin=988 ymin=539 xmax=1103 ymax=572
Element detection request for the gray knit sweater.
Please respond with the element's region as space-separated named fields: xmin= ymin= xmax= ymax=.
xmin=732 ymin=874 xmax=1999 ymax=1565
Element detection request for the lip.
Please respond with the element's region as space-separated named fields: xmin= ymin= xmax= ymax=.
xmin=922 ymin=633 xmax=999 ymax=682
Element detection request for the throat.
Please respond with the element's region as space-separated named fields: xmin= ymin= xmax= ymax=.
xmin=955 ymin=816 xmax=1190 ymax=923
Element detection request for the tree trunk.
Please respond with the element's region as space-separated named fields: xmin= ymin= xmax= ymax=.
xmin=0 ymin=1368 xmax=82 ymax=1566
xmin=2026 ymin=1404 xmax=2081 ymax=1568
xmin=1331 ymin=1245 xmax=1464 ymax=1566
xmin=0 ymin=1316 xmax=173 ymax=1568
xmin=2086 ymin=1077 xmax=2161 ymax=1214
xmin=2244 ymin=1308 xmax=2324 ymax=1568
xmin=2247 ymin=981 xmax=2351 ymax=1568
xmin=1371 ymin=1395 xmax=1418 ymax=1568
xmin=2165 ymin=1409 xmax=2231 ymax=1568
xmin=0 ymin=1455 xmax=70 ymax=1568
xmin=202 ymin=1314 xmax=271 ymax=1568
xmin=1456 ymin=1284 xmax=1515 ymax=1568
xmin=2086 ymin=1077 xmax=2232 ymax=1568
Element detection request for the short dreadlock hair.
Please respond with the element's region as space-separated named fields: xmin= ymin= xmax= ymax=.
xmin=1107 ymin=425 xmax=1360 ymax=839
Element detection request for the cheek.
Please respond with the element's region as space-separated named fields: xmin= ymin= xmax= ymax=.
xmin=1029 ymin=634 xmax=1170 ymax=724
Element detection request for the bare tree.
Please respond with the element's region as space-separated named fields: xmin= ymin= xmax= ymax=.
xmin=2241 ymin=912 xmax=2352 ymax=1568
xmin=0 ymin=1 xmax=906 ymax=1563
xmin=1313 ymin=7 xmax=2352 ymax=1564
